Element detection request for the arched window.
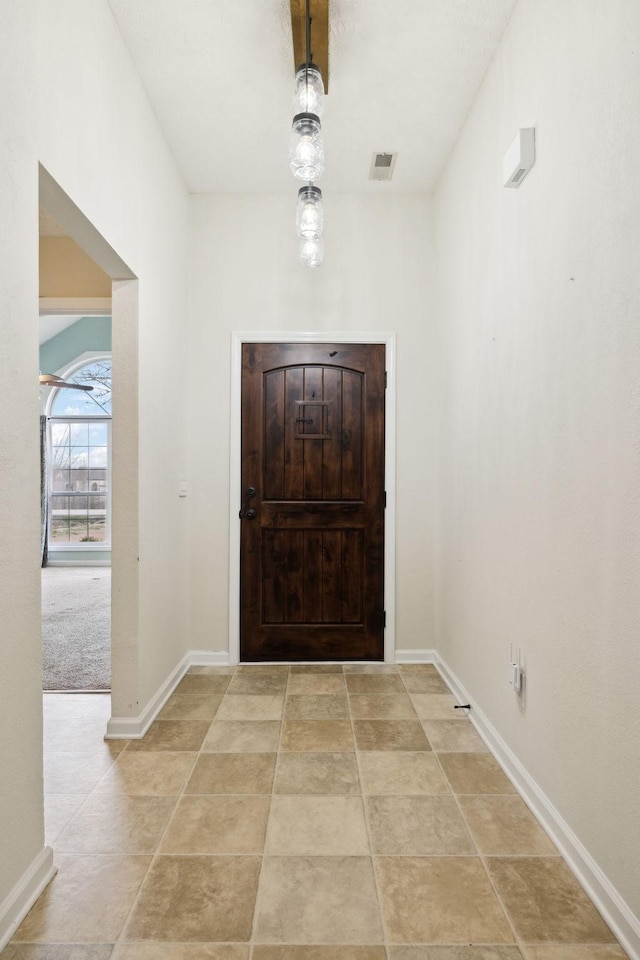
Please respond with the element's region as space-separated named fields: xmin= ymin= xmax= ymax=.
xmin=50 ymin=358 xmax=112 ymax=417
xmin=48 ymin=357 xmax=112 ymax=548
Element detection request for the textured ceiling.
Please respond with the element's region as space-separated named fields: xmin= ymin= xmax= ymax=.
xmin=107 ymin=0 xmax=518 ymax=194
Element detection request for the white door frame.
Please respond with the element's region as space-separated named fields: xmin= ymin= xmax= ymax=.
xmin=229 ymin=330 xmax=397 ymax=664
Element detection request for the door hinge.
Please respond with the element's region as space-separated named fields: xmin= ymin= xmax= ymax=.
xmin=384 ymin=371 xmax=388 ymax=388
xmin=384 ymin=491 xmax=387 ymax=508
xmin=383 ymin=610 xmax=387 ymax=629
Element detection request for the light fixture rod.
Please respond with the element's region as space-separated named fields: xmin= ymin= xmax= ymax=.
xmin=290 ymin=0 xmax=328 ymax=93
xmin=305 ymin=0 xmax=311 ymax=106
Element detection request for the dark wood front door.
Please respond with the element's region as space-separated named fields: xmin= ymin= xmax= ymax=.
xmin=240 ymin=342 xmax=385 ymax=661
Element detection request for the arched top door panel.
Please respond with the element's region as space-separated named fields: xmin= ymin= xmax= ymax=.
xmin=262 ymin=364 xmax=364 ymax=501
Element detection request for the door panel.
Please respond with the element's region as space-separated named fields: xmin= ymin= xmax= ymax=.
xmin=240 ymin=342 xmax=385 ymax=661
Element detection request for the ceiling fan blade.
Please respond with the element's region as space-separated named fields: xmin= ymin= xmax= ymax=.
xmin=39 ymin=374 xmax=94 ymax=392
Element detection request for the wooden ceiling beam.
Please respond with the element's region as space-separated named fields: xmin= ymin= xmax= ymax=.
xmin=290 ymin=0 xmax=329 ymax=93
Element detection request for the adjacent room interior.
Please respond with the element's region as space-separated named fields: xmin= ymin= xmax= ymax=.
xmin=39 ymin=224 xmax=113 ymax=694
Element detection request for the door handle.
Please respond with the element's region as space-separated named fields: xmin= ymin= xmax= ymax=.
xmin=239 ymin=486 xmax=257 ymax=520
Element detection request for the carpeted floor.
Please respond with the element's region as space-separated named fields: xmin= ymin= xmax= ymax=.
xmin=41 ymin=566 xmax=111 ymax=690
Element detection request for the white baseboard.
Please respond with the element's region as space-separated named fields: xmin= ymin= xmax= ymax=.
xmin=105 ymin=649 xmax=230 ymax=739
xmin=106 ymin=647 xmax=432 ymax=739
xmin=106 ymin=653 xmax=191 ymax=739
xmin=395 ymin=648 xmax=437 ymax=663
xmin=188 ymin=649 xmax=230 ymax=667
xmin=0 ymin=846 xmax=56 ymax=953
xmin=46 ymin=560 xmax=111 ymax=567
xmin=434 ymin=653 xmax=640 ymax=960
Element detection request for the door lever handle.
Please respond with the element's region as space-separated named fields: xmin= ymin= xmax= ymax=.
xmin=240 ymin=486 xmax=257 ymax=520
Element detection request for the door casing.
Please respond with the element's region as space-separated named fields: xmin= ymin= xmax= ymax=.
xmin=229 ymin=330 xmax=396 ymax=664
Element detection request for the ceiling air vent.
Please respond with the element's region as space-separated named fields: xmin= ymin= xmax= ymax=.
xmin=370 ymin=152 xmax=397 ymax=181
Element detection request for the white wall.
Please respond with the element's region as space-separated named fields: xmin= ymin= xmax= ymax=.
xmin=0 ymin=0 xmax=190 ymax=915
xmin=0 ymin=0 xmax=46 ymax=920
xmin=187 ymin=193 xmax=436 ymax=657
xmin=34 ymin=0 xmax=191 ymax=714
xmin=434 ymin=0 xmax=640 ymax=926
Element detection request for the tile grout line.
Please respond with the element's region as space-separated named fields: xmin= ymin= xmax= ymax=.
xmin=402 ymin=669 xmax=526 ymax=957
xmin=40 ymin=697 xmax=132 ymax=948
xmin=418 ymin=666 xmax=616 ymax=957
xmin=345 ymin=668 xmax=393 ymax=960
xmin=105 ymin=669 xmax=231 ymax=954
xmin=37 ymin=672 xmax=624 ymax=959
xmin=43 ymin=700 xmax=117 ymax=859
xmin=45 ymin=702 xmax=125 ymax=843
xmin=247 ymin=665 xmax=289 ymax=960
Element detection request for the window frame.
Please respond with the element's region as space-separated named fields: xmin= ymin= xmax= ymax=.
xmin=46 ymin=353 xmax=112 ymax=552
xmin=48 ymin=416 xmax=112 ymax=550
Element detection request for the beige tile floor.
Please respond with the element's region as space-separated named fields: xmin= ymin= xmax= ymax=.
xmin=5 ymin=664 xmax=631 ymax=960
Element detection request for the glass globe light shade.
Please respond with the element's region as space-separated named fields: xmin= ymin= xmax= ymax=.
xmin=296 ymin=185 xmax=323 ymax=241
xmin=293 ymin=63 xmax=324 ymax=117
xmin=300 ymin=236 xmax=324 ymax=268
xmin=289 ymin=113 xmax=324 ymax=181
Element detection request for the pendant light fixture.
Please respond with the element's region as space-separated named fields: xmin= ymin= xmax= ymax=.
xmin=296 ymin=184 xmax=323 ymax=240
xmin=289 ymin=0 xmax=325 ymax=266
xmin=293 ymin=62 xmax=324 ymax=116
xmin=289 ymin=113 xmax=324 ymax=181
xmin=300 ymin=236 xmax=324 ymax=269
